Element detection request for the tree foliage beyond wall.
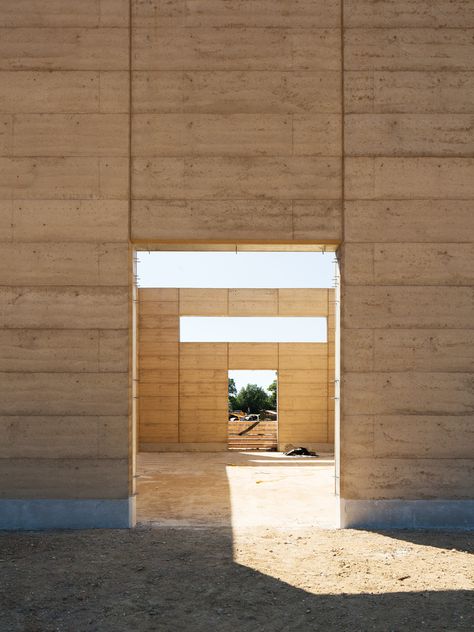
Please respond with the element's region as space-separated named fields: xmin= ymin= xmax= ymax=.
xmin=229 ymin=381 xmax=277 ymax=414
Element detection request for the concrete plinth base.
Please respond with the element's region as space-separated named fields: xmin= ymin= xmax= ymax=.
xmin=0 ymin=497 xmax=136 ymax=530
xmin=341 ymin=498 xmax=474 ymax=530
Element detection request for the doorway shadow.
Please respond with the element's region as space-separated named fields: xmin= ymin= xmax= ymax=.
xmin=2 ymin=452 xmax=473 ymax=630
xmin=1 ymin=526 xmax=473 ymax=631
xmin=372 ymin=529 xmax=474 ymax=555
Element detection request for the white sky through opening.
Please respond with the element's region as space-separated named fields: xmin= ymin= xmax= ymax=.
xmin=137 ymin=251 xmax=335 ymax=288
xmin=180 ymin=316 xmax=327 ymax=343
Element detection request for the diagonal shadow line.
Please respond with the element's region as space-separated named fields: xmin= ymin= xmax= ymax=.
xmin=0 ymin=526 xmax=473 ymax=631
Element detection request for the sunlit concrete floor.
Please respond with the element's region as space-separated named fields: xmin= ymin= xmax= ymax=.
xmin=136 ymin=451 xmax=338 ymax=529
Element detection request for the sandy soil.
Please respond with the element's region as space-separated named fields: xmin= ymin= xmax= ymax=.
xmin=1 ymin=526 xmax=473 ymax=631
xmin=2 ymin=455 xmax=472 ymax=630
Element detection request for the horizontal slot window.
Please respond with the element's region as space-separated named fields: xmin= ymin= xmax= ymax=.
xmin=137 ymin=251 xmax=335 ymax=288
xmin=180 ymin=317 xmax=327 ymax=343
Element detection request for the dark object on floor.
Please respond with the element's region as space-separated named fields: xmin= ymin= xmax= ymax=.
xmin=284 ymin=447 xmax=318 ymax=457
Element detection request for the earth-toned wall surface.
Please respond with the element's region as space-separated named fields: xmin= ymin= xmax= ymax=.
xmin=0 ymin=1 xmax=472 ymax=528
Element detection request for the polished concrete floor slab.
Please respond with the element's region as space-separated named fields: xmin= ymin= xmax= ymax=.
xmin=136 ymin=451 xmax=338 ymax=529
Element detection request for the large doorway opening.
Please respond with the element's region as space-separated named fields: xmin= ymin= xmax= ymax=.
xmin=228 ymin=370 xmax=278 ymax=450
xmin=133 ymin=245 xmax=340 ymax=529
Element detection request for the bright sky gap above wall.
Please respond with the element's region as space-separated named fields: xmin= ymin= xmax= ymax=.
xmin=180 ymin=317 xmax=327 ymax=343
xmin=137 ymin=252 xmax=335 ymax=288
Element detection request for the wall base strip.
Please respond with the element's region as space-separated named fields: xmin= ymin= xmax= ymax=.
xmin=341 ymin=498 xmax=474 ymax=530
xmin=0 ymin=497 xmax=136 ymax=530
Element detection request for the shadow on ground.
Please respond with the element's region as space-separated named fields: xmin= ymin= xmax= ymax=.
xmin=373 ymin=529 xmax=474 ymax=555
xmin=2 ymin=454 xmax=472 ymax=630
xmin=1 ymin=527 xmax=473 ymax=632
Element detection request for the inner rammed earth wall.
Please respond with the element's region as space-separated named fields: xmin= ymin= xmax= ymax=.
xmin=137 ymin=287 xmax=336 ymax=452
xmin=0 ymin=1 xmax=472 ymax=529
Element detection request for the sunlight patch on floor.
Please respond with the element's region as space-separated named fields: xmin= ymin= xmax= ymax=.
xmin=136 ymin=452 xmax=338 ymax=530
xmin=226 ymin=453 xmax=338 ymax=530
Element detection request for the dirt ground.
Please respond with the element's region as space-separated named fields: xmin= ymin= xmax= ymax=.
xmin=1 ymin=453 xmax=473 ymax=631
xmin=0 ymin=526 xmax=473 ymax=631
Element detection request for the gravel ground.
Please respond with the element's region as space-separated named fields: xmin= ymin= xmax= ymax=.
xmin=1 ymin=526 xmax=473 ymax=631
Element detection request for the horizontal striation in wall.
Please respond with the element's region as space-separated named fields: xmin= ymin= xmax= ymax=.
xmin=0 ymin=0 xmax=131 ymax=506
xmin=137 ymin=288 xmax=335 ymax=451
xmin=341 ymin=0 xmax=474 ymax=507
xmin=130 ymin=1 xmax=343 ymax=245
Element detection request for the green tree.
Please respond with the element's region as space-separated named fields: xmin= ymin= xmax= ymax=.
xmin=228 ymin=378 xmax=237 ymax=410
xmin=234 ymin=383 xmax=270 ymax=414
xmin=267 ymin=379 xmax=277 ymax=410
